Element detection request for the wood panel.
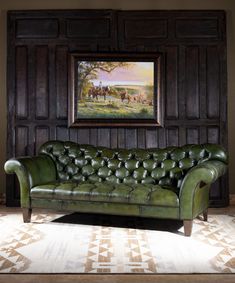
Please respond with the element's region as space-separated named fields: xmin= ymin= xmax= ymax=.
xmin=15 ymin=126 xmax=28 ymax=156
xmin=185 ymin=46 xmax=199 ymax=119
xmin=69 ymin=128 xmax=77 ymax=143
xmin=90 ymin=129 xmax=98 ymax=146
xmin=165 ymin=46 xmax=178 ymax=119
xmin=207 ymin=46 xmax=220 ymax=118
xmin=98 ymin=129 xmax=110 ymax=147
xmin=110 ymin=128 xmax=118 ymax=148
xmin=124 ymin=19 xmax=168 ymax=39
xmin=15 ymin=46 xmax=28 ymax=119
xmin=35 ymin=126 xmax=50 ymax=153
xmin=16 ymin=18 xmax=59 ymax=38
xmin=56 ymin=46 xmax=68 ymax=119
xmin=7 ymin=10 xmax=228 ymax=207
xmin=118 ymin=128 xmax=126 ymax=148
xmin=166 ymin=127 xmax=179 ymax=147
xmin=175 ymin=19 xmax=219 ymax=39
xmin=146 ymin=129 xmax=158 ymax=148
xmin=207 ymin=126 xmax=220 ymax=144
xmin=186 ymin=127 xmax=200 ymax=144
xmin=77 ymin=129 xmax=90 ymax=144
xmin=137 ymin=128 xmax=146 ymax=148
xmin=56 ymin=126 xmax=69 ymax=141
xmin=66 ymin=19 xmax=111 ymax=38
xmin=126 ymin=129 xmax=137 ymax=149
xmin=35 ymin=46 xmax=49 ymax=119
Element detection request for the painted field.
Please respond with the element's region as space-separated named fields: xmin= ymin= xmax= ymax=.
xmin=76 ymin=61 xmax=155 ymax=119
xmin=77 ymin=99 xmax=153 ymax=119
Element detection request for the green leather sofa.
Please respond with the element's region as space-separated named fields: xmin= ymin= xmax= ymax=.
xmin=4 ymin=141 xmax=227 ymax=236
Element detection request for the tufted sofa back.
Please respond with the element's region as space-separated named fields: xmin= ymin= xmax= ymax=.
xmin=39 ymin=141 xmax=227 ymax=189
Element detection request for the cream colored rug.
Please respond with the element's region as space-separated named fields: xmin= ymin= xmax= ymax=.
xmin=0 ymin=210 xmax=234 ymax=273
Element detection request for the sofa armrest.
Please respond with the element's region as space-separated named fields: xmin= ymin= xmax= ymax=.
xmin=179 ymin=160 xmax=227 ymax=219
xmin=4 ymin=155 xmax=57 ymax=208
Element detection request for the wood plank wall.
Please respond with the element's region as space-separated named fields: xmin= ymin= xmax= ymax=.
xmin=7 ymin=10 xmax=228 ymax=206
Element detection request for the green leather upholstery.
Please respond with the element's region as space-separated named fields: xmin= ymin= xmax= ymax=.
xmin=39 ymin=142 xmax=227 ymax=187
xmin=4 ymin=156 xmax=56 ymax=207
xmin=179 ymin=160 xmax=227 ymax=219
xmin=31 ymin=181 xmax=179 ymax=207
xmin=5 ymin=141 xmax=227 ymax=234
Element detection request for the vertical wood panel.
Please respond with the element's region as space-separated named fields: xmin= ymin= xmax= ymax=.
xmin=118 ymin=129 xmax=126 ymax=148
xmin=48 ymin=45 xmax=56 ymax=120
xmin=200 ymin=126 xmax=208 ymax=144
xmin=28 ymin=46 xmax=36 ymax=122
xmin=35 ymin=126 xmax=50 ymax=153
xmin=185 ymin=46 xmax=199 ymax=119
xmin=125 ymin=129 xmax=137 ymax=149
xmin=178 ymin=46 xmax=186 ymax=119
xmin=49 ymin=126 xmax=56 ymax=141
xmin=179 ymin=127 xmax=186 ymax=146
xmin=137 ymin=128 xmax=146 ymax=148
xmin=69 ymin=128 xmax=78 ymax=142
xmin=98 ymin=129 xmax=110 ymax=147
xmin=77 ymin=129 xmax=89 ymax=144
xmin=207 ymin=46 xmax=220 ymax=118
xmin=110 ymin=128 xmax=118 ymax=148
xmin=186 ymin=128 xmax=199 ymax=144
xmin=219 ymin=46 xmax=228 ymax=148
xmin=166 ymin=127 xmax=179 ymax=147
xmin=166 ymin=46 xmax=178 ymax=119
xmin=16 ymin=46 xmax=28 ymax=119
xmin=56 ymin=126 xmax=69 ymax=141
xmin=146 ymin=129 xmax=158 ymax=148
xmin=56 ymin=46 xmax=68 ymax=119
xmin=158 ymin=128 xmax=166 ymax=148
xmin=35 ymin=46 xmax=48 ymax=119
xmin=90 ymin=129 xmax=98 ymax=146
xmin=199 ymin=47 xmax=207 ymax=119
xmin=207 ymin=126 xmax=219 ymax=144
xmin=15 ymin=126 xmax=28 ymax=156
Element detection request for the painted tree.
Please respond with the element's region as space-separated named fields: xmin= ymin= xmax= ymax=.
xmin=77 ymin=61 xmax=131 ymax=100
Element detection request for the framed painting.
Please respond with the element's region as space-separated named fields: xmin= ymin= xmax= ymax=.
xmin=68 ymin=52 xmax=163 ymax=127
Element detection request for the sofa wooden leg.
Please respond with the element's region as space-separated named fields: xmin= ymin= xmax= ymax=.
xmin=183 ymin=220 xmax=193 ymax=236
xmin=203 ymin=209 xmax=208 ymax=222
xmin=22 ymin=208 xmax=32 ymax=223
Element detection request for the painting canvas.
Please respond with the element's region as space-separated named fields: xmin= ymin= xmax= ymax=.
xmin=68 ymin=53 xmax=162 ymax=127
xmin=77 ymin=61 xmax=154 ymax=119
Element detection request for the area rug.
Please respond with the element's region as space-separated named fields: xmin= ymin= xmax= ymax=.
xmin=0 ymin=210 xmax=234 ymax=273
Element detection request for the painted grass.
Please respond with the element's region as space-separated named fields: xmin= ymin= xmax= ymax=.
xmin=77 ymin=99 xmax=154 ymax=119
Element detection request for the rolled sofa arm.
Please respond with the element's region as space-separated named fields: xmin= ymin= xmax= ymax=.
xmin=4 ymin=155 xmax=57 ymax=208
xmin=179 ymin=160 xmax=227 ymax=220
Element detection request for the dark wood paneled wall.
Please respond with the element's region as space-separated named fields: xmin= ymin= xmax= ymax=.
xmin=7 ymin=10 xmax=228 ymax=206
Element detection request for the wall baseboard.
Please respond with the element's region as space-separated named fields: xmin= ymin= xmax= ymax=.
xmin=0 ymin=193 xmax=5 ymax=205
xmin=230 ymin=194 xmax=235 ymax=206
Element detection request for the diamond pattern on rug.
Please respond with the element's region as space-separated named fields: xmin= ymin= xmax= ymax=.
xmin=84 ymin=226 xmax=157 ymax=273
xmin=0 ymin=213 xmax=62 ymax=272
xmin=193 ymin=215 xmax=235 ymax=273
xmin=0 ymin=211 xmax=234 ymax=273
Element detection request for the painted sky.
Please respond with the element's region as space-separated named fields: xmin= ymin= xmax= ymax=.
xmin=90 ymin=61 xmax=154 ymax=86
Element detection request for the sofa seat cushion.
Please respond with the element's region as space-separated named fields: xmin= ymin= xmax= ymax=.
xmin=31 ymin=181 xmax=179 ymax=207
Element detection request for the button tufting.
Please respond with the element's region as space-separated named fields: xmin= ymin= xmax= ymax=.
xmin=37 ymin=142 xmax=227 ymax=191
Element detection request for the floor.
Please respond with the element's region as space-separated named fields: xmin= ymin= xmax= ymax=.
xmin=0 ymin=274 xmax=234 ymax=283
xmin=0 ymin=205 xmax=234 ymax=283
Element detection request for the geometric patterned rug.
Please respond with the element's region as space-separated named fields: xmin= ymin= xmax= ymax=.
xmin=0 ymin=211 xmax=234 ymax=273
